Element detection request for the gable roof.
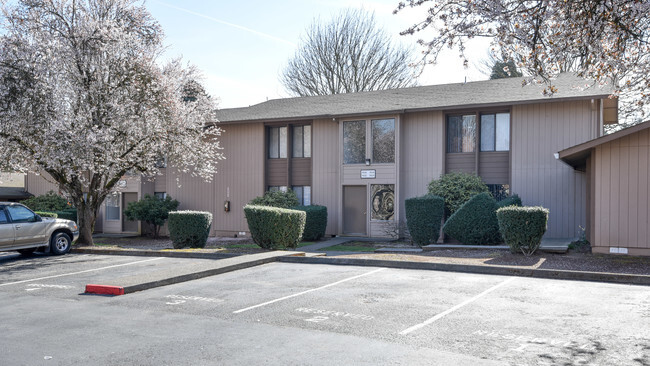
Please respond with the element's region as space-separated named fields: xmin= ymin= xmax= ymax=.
xmin=558 ymin=121 xmax=650 ymax=171
xmin=216 ymin=74 xmax=612 ymax=123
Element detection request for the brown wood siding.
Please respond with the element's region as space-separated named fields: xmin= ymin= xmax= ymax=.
xmin=593 ymin=128 xmax=650 ymax=250
xmin=25 ymin=172 xmax=59 ymax=196
xmin=511 ymin=100 xmax=597 ymax=239
xmin=291 ymin=158 xmax=312 ymax=186
xmin=478 ymin=152 xmax=509 ymax=184
xmin=166 ymin=123 xmax=264 ymax=235
xmin=266 ymin=159 xmax=287 ymax=187
xmin=399 ymin=111 xmax=445 ymax=222
xmin=312 ymin=118 xmax=339 ymax=235
xmin=446 ymin=153 xmax=475 ymax=174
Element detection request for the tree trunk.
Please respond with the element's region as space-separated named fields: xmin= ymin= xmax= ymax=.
xmin=76 ymin=204 xmax=97 ymax=245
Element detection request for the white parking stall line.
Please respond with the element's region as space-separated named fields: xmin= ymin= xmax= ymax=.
xmin=399 ymin=277 xmax=516 ymax=335
xmin=0 ymin=257 xmax=164 ymax=287
xmin=233 ymin=268 xmax=387 ymax=314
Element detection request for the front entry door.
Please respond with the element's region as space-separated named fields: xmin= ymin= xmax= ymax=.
xmin=122 ymin=193 xmax=139 ymax=232
xmin=343 ymin=185 xmax=367 ymax=235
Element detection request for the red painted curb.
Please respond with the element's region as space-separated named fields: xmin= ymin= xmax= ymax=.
xmin=85 ymin=284 xmax=125 ymax=296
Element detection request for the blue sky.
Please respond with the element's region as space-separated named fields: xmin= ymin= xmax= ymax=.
xmin=147 ymin=0 xmax=491 ymax=109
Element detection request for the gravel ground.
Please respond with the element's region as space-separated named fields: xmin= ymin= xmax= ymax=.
xmin=80 ymin=236 xmax=650 ymax=276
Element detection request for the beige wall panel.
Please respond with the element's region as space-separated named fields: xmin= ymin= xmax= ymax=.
xmin=511 ymin=100 xmax=595 ymax=238
xmin=370 ymin=221 xmax=392 ymax=238
xmin=312 ymin=118 xmax=339 ymax=235
xmin=592 ymin=130 xmax=650 ymax=251
xmin=154 ymin=168 xmax=167 ymax=193
xmin=399 ymin=111 xmax=445 ymax=222
xmin=342 ymin=165 xmax=396 ymax=183
xmin=25 ymin=172 xmax=59 ymax=196
xmin=167 ymin=123 xmax=264 ymax=236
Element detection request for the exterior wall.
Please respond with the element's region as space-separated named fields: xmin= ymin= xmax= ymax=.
xmin=168 ymin=122 xmax=265 ymax=236
xmin=25 ymin=172 xmax=59 ymax=196
xmin=592 ymin=128 xmax=650 ymax=255
xmin=312 ymin=118 xmax=339 ymax=235
xmin=399 ymin=111 xmax=445 ymax=223
xmin=511 ymin=100 xmax=599 ymax=238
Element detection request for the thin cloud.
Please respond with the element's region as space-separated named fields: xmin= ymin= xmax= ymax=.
xmin=152 ymin=1 xmax=296 ymax=47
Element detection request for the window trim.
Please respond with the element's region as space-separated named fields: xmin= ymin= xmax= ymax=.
xmin=342 ymin=116 xmax=397 ymax=166
xmin=445 ymin=108 xmax=511 ymax=154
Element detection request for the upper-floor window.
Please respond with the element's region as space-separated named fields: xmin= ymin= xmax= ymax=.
xmin=480 ymin=113 xmax=510 ymax=151
xmin=268 ymin=126 xmax=287 ymax=159
xmin=447 ymin=115 xmax=476 ymax=153
xmin=344 ymin=118 xmax=395 ymax=164
xmin=372 ymin=119 xmax=395 ymax=163
xmin=292 ymin=125 xmax=311 ymax=158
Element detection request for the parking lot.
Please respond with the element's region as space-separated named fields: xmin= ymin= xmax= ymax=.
xmin=1 ymin=252 xmax=648 ymax=365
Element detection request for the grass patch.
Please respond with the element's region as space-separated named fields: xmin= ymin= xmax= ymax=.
xmin=223 ymin=243 xmax=261 ymax=249
xmin=297 ymin=241 xmax=315 ymax=248
xmin=319 ymin=243 xmax=376 ymax=252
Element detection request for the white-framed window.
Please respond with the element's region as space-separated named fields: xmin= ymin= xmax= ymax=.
xmin=292 ymin=186 xmax=311 ymax=206
xmin=106 ymin=192 xmax=120 ymax=221
xmin=154 ymin=192 xmax=167 ymax=199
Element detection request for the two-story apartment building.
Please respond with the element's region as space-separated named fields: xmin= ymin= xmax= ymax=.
xmin=28 ymin=74 xmax=626 ymax=250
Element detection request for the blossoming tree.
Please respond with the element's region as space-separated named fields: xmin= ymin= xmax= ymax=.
xmin=0 ymin=0 xmax=224 ymax=244
xmin=396 ymin=0 xmax=650 ymax=122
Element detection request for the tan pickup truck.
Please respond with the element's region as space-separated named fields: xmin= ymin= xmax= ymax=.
xmin=0 ymin=202 xmax=79 ymax=255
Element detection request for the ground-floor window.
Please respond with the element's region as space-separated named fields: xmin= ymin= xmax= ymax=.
xmin=487 ymin=184 xmax=510 ymax=201
xmin=293 ymin=186 xmax=311 ymax=206
xmin=154 ymin=192 xmax=167 ymax=199
xmin=268 ymin=186 xmax=288 ymax=193
xmin=371 ymin=184 xmax=394 ymax=220
xmin=106 ymin=192 xmax=120 ymax=220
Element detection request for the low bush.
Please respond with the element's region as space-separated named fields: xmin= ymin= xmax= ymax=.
xmin=124 ymin=194 xmax=180 ymax=238
xmin=244 ymin=205 xmax=305 ymax=250
xmin=35 ymin=211 xmax=58 ymax=218
xmin=497 ymin=206 xmax=549 ymax=256
xmin=168 ymin=211 xmax=213 ymax=249
xmin=21 ymin=191 xmax=70 ymax=212
xmin=55 ymin=208 xmax=77 ymax=222
xmin=249 ymin=190 xmax=299 ymax=209
xmin=294 ymin=205 xmax=327 ymax=241
xmin=428 ymin=172 xmax=488 ymax=216
xmin=496 ymin=194 xmax=522 ymax=208
xmin=443 ymin=192 xmax=502 ymax=245
xmin=404 ymin=195 xmax=444 ymax=246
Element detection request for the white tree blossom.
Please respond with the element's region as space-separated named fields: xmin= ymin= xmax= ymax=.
xmin=396 ymin=0 xmax=650 ymax=123
xmin=0 ymin=0 xmax=224 ymax=244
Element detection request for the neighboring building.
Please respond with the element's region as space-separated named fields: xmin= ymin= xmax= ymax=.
xmin=26 ymin=74 xmax=620 ymax=245
xmin=0 ymin=173 xmax=31 ymax=202
xmin=559 ymin=120 xmax=650 ymax=256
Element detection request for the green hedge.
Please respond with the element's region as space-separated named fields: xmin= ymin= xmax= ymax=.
xmin=36 ymin=211 xmax=58 ymax=218
xmin=497 ymin=206 xmax=549 ymax=256
xmin=168 ymin=211 xmax=213 ymax=249
xmin=428 ymin=172 xmax=488 ymax=216
xmin=443 ymin=192 xmax=502 ymax=245
xmin=244 ymin=205 xmax=305 ymax=250
xmin=294 ymin=205 xmax=327 ymax=241
xmin=21 ymin=191 xmax=70 ymax=211
xmin=55 ymin=208 xmax=77 ymax=222
xmin=249 ymin=190 xmax=299 ymax=209
xmin=496 ymin=194 xmax=522 ymax=208
xmin=405 ymin=195 xmax=444 ymax=246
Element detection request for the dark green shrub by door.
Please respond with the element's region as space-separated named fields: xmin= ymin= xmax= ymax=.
xmin=168 ymin=211 xmax=213 ymax=249
xmin=294 ymin=205 xmax=327 ymax=241
xmin=404 ymin=195 xmax=444 ymax=246
xmin=497 ymin=206 xmax=549 ymax=256
xmin=427 ymin=172 xmax=488 ymax=216
xmin=244 ymin=205 xmax=306 ymax=250
xmin=443 ymin=192 xmax=502 ymax=245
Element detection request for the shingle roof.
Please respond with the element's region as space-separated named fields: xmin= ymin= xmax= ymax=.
xmin=215 ymin=74 xmax=613 ymax=123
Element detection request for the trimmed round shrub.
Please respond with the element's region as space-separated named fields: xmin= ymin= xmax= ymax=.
xmin=497 ymin=206 xmax=549 ymax=256
xmin=244 ymin=205 xmax=306 ymax=250
xmin=443 ymin=192 xmax=502 ymax=245
xmin=496 ymin=194 xmax=522 ymax=208
xmin=405 ymin=195 xmax=444 ymax=246
xmin=428 ymin=172 xmax=488 ymax=216
xmin=35 ymin=211 xmax=58 ymax=218
xmin=21 ymin=191 xmax=70 ymax=212
xmin=249 ymin=190 xmax=299 ymax=209
xmin=294 ymin=205 xmax=327 ymax=241
xmin=55 ymin=208 xmax=77 ymax=222
xmin=168 ymin=211 xmax=213 ymax=249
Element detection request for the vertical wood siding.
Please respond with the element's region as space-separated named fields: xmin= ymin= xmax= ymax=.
xmin=25 ymin=172 xmax=59 ymax=196
xmin=399 ymin=111 xmax=445 ymax=222
xmin=593 ymin=128 xmax=650 ymax=250
xmin=511 ymin=100 xmax=597 ymax=238
xmin=312 ymin=118 xmax=339 ymax=235
xmin=166 ymin=123 xmax=264 ymax=235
